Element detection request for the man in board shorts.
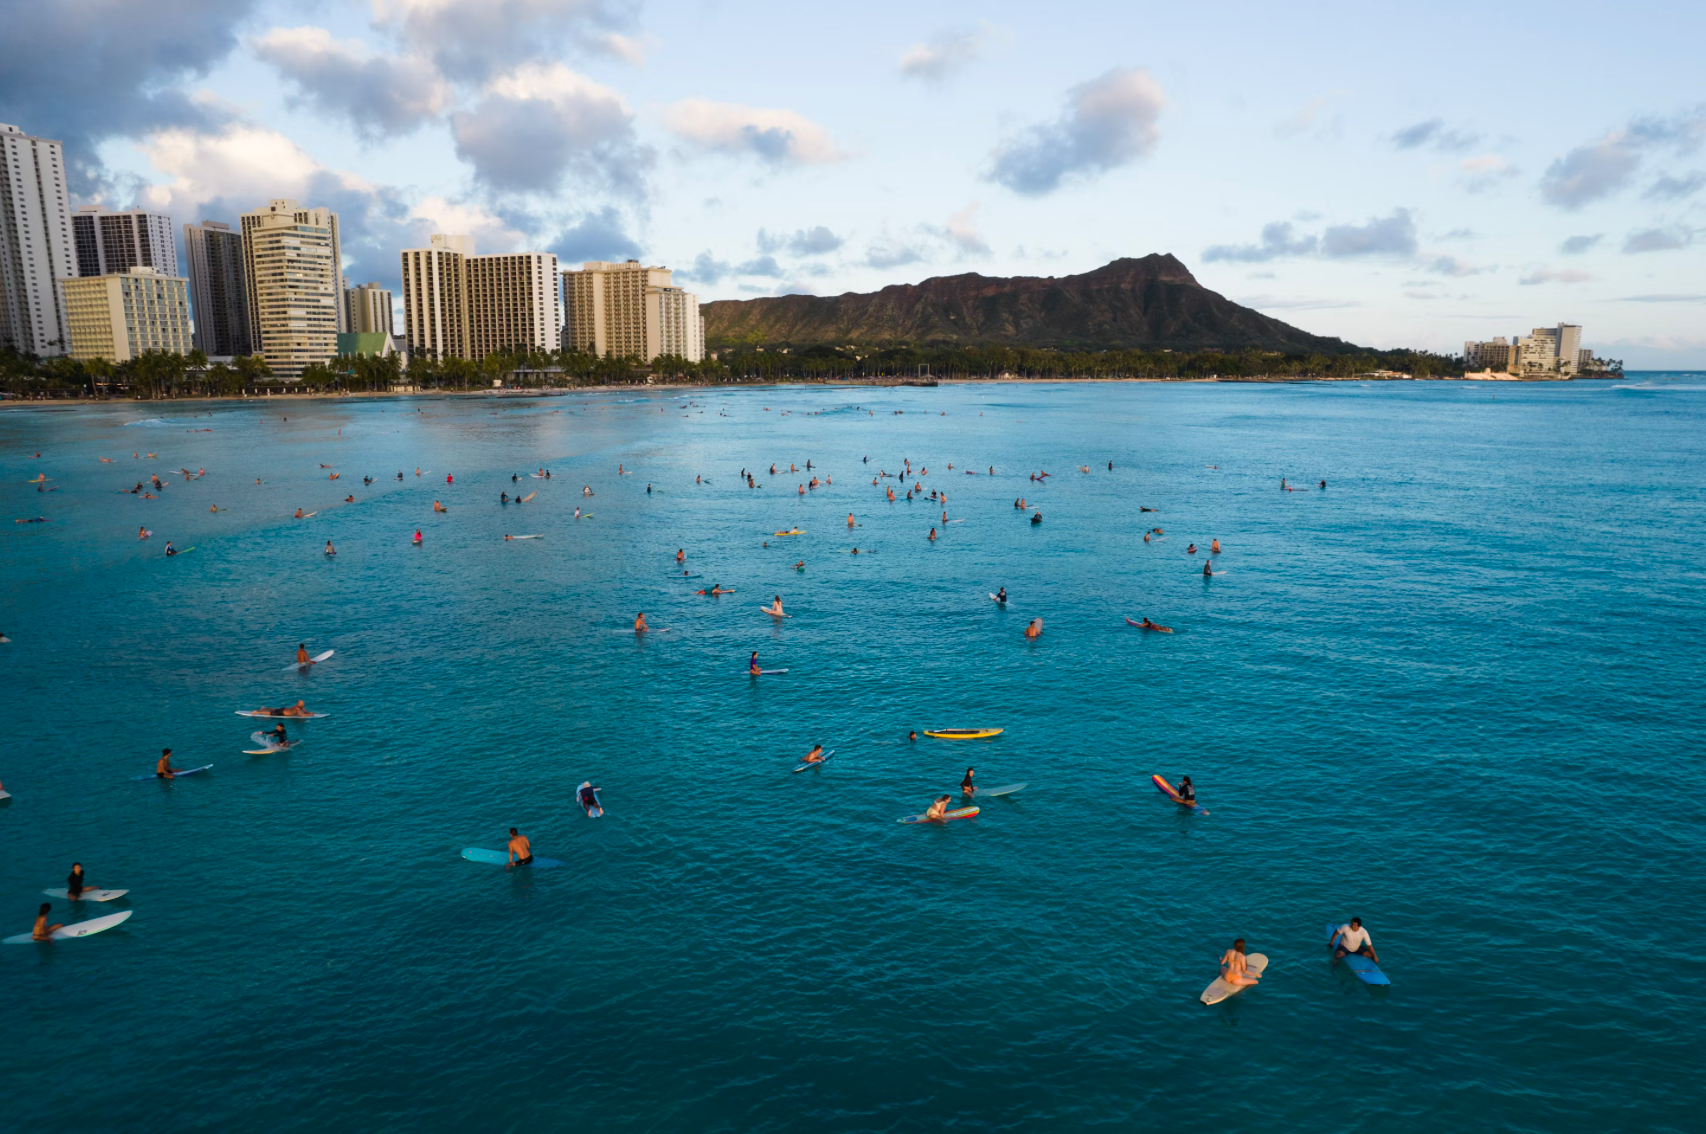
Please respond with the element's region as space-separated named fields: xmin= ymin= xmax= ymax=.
xmin=507 ymin=828 xmax=533 ymax=866
xmin=1330 ymin=918 xmax=1379 ymax=966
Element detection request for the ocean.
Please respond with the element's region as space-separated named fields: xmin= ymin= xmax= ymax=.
xmin=2 ymin=376 xmax=1702 ymax=1132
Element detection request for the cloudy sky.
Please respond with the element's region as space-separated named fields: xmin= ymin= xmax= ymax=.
xmin=4 ymin=0 xmax=1704 ymax=364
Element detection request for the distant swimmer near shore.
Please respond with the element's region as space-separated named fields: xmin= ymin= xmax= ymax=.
xmin=433 ymin=501 xmax=447 ymax=512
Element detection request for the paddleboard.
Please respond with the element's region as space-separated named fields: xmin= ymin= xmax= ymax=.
xmin=898 ymin=806 xmax=980 ymax=824
xmin=461 ymin=847 xmax=561 ymax=868
xmin=578 ymin=782 xmax=604 ymax=818
xmin=1126 ymin=618 xmax=1173 ymax=633
xmin=132 ymin=764 xmax=213 ymax=781
xmin=967 ymin=782 xmax=1026 ymax=798
xmin=1201 ymin=952 xmax=1268 ymax=1004
xmin=1152 ymin=774 xmax=1209 ymax=816
xmin=282 ymin=649 xmax=334 ymax=671
xmin=1326 ymin=923 xmax=1390 ymax=985
xmin=924 ymin=728 xmax=1004 ymax=739
xmin=43 ymin=888 xmax=128 ymax=902
xmin=792 ymin=749 xmax=835 ymax=773
xmin=761 ymin=607 xmax=791 ymax=617
xmin=5 ymin=909 xmax=133 ymax=944
xmin=236 ymin=710 xmax=329 ymax=719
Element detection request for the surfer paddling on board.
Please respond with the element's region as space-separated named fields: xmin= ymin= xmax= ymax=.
xmin=923 ymin=795 xmax=953 ymax=823
xmin=802 ymin=744 xmax=825 ymax=766
xmin=155 ymin=748 xmax=181 ymax=779
xmin=266 ymin=724 xmax=289 ymax=747
xmin=1138 ymin=617 xmax=1173 ymax=632
xmin=1329 ymin=918 xmax=1379 ymax=967
xmin=961 ymin=767 xmax=977 ymax=796
xmin=506 ymin=828 xmax=533 ymax=866
xmin=254 ymin=700 xmax=312 ymax=717
xmin=1219 ymin=939 xmax=1261 ymax=989
xmin=32 ymin=904 xmax=64 ymax=941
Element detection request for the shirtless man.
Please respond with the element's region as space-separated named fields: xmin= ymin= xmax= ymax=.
xmin=801 ymin=744 xmax=825 ymax=766
xmin=507 ymin=827 xmax=534 ymax=866
xmin=1219 ymin=939 xmax=1260 ymax=989
xmin=324 ymin=541 xmax=336 ymax=556
xmin=1138 ymin=617 xmax=1172 ymax=632
xmin=1211 ymin=539 xmax=1221 ymax=554
xmin=847 ymin=513 xmax=856 ymax=528
xmin=676 ymin=548 xmax=686 ymax=563
xmin=1329 ymin=918 xmax=1379 ymax=966
xmin=294 ymin=508 xmax=305 ymax=519
xmin=1024 ymin=619 xmax=1042 ymax=639
xmin=296 ymin=644 xmax=311 ymax=666
xmin=635 ymin=612 xmax=649 ymax=632
xmin=156 ymin=747 xmax=180 ymax=779
xmin=924 ymin=795 xmax=952 ymax=822
xmin=31 ymin=903 xmax=64 ymax=941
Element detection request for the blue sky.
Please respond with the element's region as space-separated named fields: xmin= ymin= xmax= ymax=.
xmin=4 ymin=0 xmax=1704 ymax=364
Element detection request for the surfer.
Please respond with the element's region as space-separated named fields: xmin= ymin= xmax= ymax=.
xmin=961 ymin=767 xmax=976 ymax=796
xmin=1024 ymin=619 xmax=1042 ymax=639
xmin=413 ymin=530 xmax=422 ymax=544
xmin=802 ymin=744 xmax=825 ymax=766
xmin=344 ymin=495 xmax=354 ymax=503
xmin=1187 ymin=543 xmax=1197 ymax=554
xmin=433 ymin=501 xmax=446 ymax=512
xmin=928 ymin=528 xmax=937 ymax=541
xmin=1211 ymin=539 xmax=1221 ymax=554
xmin=502 ymin=492 xmax=509 ymax=503
xmin=1176 ymin=777 xmax=1196 ymax=804
xmin=294 ymin=508 xmax=304 ymax=519
xmin=66 ymin=863 xmax=91 ymax=899
xmin=1030 ymin=512 xmax=1042 ymax=524
xmin=324 ymin=541 xmax=335 ymax=556
xmin=996 ymin=587 xmax=1007 ymax=603
xmin=1219 ymin=939 xmax=1261 ymax=989
xmin=155 ymin=748 xmax=181 ymax=779
xmin=506 ymin=828 xmax=533 ymax=866
xmin=749 ymin=650 xmax=762 ymax=676
xmin=267 ymin=724 xmax=289 ymax=747
xmin=765 ymin=596 xmax=785 ymax=616
xmin=1203 ymin=561 xmax=1213 ymax=577
xmin=164 ymin=541 xmax=176 ymax=556
xmin=923 ymin=795 xmax=952 ymax=823
xmin=848 ymin=513 xmax=855 ymax=527
xmin=1144 ymin=533 xmax=1150 ymax=543
xmin=296 ymin=644 xmax=311 ymax=666
xmin=578 ymin=783 xmax=601 ymax=813
xmin=1138 ymin=617 xmax=1173 ymax=632
xmin=1329 ymin=918 xmax=1378 ymax=966
xmin=32 ymin=904 xmax=64 ymax=941
xmin=1320 ymin=480 xmax=1326 ymax=489
xmin=635 ymin=612 xmax=648 ymax=632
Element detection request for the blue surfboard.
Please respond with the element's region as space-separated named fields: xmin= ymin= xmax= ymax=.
xmin=1325 ymin=922 xmax=1390 ymax=985
xmin=462 ymin=847 xmax=562 ymax=869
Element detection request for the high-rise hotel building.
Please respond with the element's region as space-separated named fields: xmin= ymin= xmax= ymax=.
xmin=62 ymin=266 xmax=192 ymax=363
xmin=344 ymin=281 xmax=394 ymax=337
xmin=72 ymin=207 xmax=177 ymax=279
xmin=563 ymin=260 xmax=703 ymax=363
xmin=243 ymin=209 xmax=340 ymax=377
xmin=400 ymin=235 xmax=560 ymax=361
xmin=240 ymin=199 xmax=344 ymax=341
xmin=0 ymin=122 xmax=75 ymax=356
xmin=183 ymin=220 xmax=252 ymax=356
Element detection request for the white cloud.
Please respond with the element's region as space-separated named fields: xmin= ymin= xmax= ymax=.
xmin=452 ymin=62 xmax=646 ymax=193
xmin=1427 ymin=256 xmax=1483 ymax=277
xmin=1203 ymin=221 xmax=1317 ymax=263
xmin=987 ymin=67 xmax=1164 ymax=195
xmin=756 ymin=226 xmax=843 ymax=256
xmin=253 ymin=27 xmax=448 ymax=139
xmin=944 ymin=202 xmax=990 ymax=255
xmin=899 ymin=26 xmax=994 ymax=82
xmin=1320 ymin=209 xmax=1418 ymax=257
xmin=1518 ymin=268 xmax=1592 ymax=285
xmin=409 ymin=195 xmax=529 ymax=251
xmin=1391 ymin=118 xmax=1479 ymax=151
xmin=595 ymin=32 xmax=654 ymax=65
xmin=371 ymin=0 xmax=626 ymax=81
xmin=1540 ymin=109 xmax=1706 ymax=209
xmin=662 ymin=99 xmax=845 ymax=165
xmin=1623 ymin=227 xmax=1693 ymax=254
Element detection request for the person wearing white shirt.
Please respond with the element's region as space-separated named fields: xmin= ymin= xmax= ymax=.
xmin=1330 ymin=918 xmax=1379 ymax=965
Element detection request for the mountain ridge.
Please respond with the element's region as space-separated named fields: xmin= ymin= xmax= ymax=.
xmin=700 ymin=255 xmax=1359 ymax=353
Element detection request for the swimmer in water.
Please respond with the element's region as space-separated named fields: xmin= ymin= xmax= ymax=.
xmin=1024 ymin=618 xmax=1042 ymax=639
xmin=848 ymin=513 xmax=856 ymax=527
xmin=908 ymin=730 xmax=918 ymax=742
xmin=676 ymin=549 xmax=685 ymax=563
xmin=635 ymin=612 xmax=648 ymax=632
xmin=1144 ymin=533 xmax=1151 ymax=543
xmin=294 ymin=509 xmax=304 ymax=519
xmin=928 ymin=528 xmax=937 ymax=540
xmin=433 ymin=501 xmax=446 ymax=512
xmin=961 ymin=767 xmax=977 ymax=796
xmin=794 ymin=560 xmax=805 ymax=570
xmin=324 ymin=541 xmax=335 ymax=555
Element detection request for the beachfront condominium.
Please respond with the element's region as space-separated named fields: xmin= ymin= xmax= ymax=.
xmin=183 ymin=220 xmax=252 ymax=356
xmin=240 ymin=199 xmax=344 ymax=341
xmin=72 ymin=206 xmax=177 ymax=279
xmin=1463 ymin=337 xmax=1518 ymax=372
xmin=345 ymin=281 xmax=394 ymax=337
xmin=400 ymin=235 xmax=560 ymax=361
xmin=1466 ymin=325 xmax=1587 ymax=375
xmin=61 ymin=266 xmax=193 ymax=363
xmin=244 ymin=210 xmax=340 ymax=377
xmin=0 ymin=122 xmax=75 ymax=356
xmin=564 ymin=260 xmax=704 ymax=363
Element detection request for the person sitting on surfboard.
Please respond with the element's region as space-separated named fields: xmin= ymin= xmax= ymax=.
xmin=1219 ymin=939 xmax=1260 ymax=988
xmin=506 ymin=828 xmax=533 ymax=866
xmin=801 ymin=744 xmax=825 ymax=766
xmin=1211 ymin=539 xmax=1221 ymax=553
xmin=924 ymin=795 xmax=952 ymax=822
xmin=164 ymin=541 xmax=176 ymax=556
xmin=1330 ymin=919 xmax=1378 ymax=967
xmin=155 ymin=748 xmax=180 ymax=780
xmin=1030 ymin=512 xmax=1043 ymax=524
xmin=413 ymin=530 xmax=422 ymax=543
xmin=67 ymin=863 xmax=91 ymax=900
xmin=296 ymin=644 xmax=311 ymax=666
xmin=294 ymin=509 xmax=304 ymax=519
xmin=635 ymin=612 xmax=648 ymax=632
xmin=1202 ymin=560 xmax=1213 ymax=577
xmin=267 ymin=724 xmax=288 ymax=747
xmin=1176 ymin=777 xmax=1195 ymax=804
xmin=676 ymin=549 xmax=685 ymax=563
xmin=766 ymin=596 xmax=785 ymax=616
xmin=32 ymin=903 xmax=64 ymax=941
xmin=749 ymin=650 xmax=762 ymax=676
xmin=961 ymin=767 xmax=976 ymax=796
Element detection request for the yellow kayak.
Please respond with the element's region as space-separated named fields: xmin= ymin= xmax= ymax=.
xmin=773 ymin=529 xmax=805 ymax=536
xmin=924 ymin=728 xmax=1005 ymax=740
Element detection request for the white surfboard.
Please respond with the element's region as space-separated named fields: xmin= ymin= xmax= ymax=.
xmin=792 ymin=749 xmax=835 ymax=773
xmin=5 ymin=909 xmax=133 ymax=943
xmin=282 ymin=649 xmax=334 ymax=671
xmin=761 ymin=607 xmax=791 ymax=617
xmin=44 ymin=888 xmax=128 ymax=902
xmin=1201 ymin=953 xmax=1268 ymax=1005
xmin=968 ymin=782 xmax=1027 ymax=798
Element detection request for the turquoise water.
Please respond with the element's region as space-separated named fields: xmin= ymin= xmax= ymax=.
xmin=2 ymin=377 xmax=1702 ymax=1133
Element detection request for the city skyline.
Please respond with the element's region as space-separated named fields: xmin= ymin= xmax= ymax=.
xmin=2 ymin=1 xmax=1704 ymax=365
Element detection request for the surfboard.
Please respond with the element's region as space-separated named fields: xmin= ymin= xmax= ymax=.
xmin=1201 ymin=953 xmax=1268 ymax=1004
xmin=969 ymin=782 xmax=1026 ymax=798
xmin=1325 ymin=923 xmax=1390 ymax=985
xmin=43 ymin=888 xmax=128 ymax=902
xmin=282 ymin=649 xmax=334 ymax=671
xmin=1152 ymin=774 xmax=1209 ymax=815
xmin=1127 ymin=618 xmax=1173 ymax=632
xmin=249 ymin=731 xmax=301 ymax=747
xmin=988 ymin=593 xmax=1008 ymax=603
xmin=924 ymin=728 xmax=1004 ymax=739
xmin=773 ymin=529 xmax=804 ymax=536
xmin=132 ymin=764 xmax=212 ymax=781
xmin=461 ymin=847 xmax=562 ymax=868
xmin=0 ymin=789 xmax=10 ymax=798
xmin=898 ymin=805 xmax=979 ymax=824
xmin=761 ymin=607 xmax=791 ymax=617
xmin=577 ymin=782 xmax=604 ymax=818
xmin=236 ymin=710 xmax=328 ymax=719
xmin=243 ymin=746 xmax=297 ymax=754
xmin=792 ymin=749 xmax=835 ymax=773
xmin=752 ymin=668 xmax=789 ymax=675
xmin=5 ymin=909 xmax=133 ymax=944
xmin=507 ymin=534 xmax=542 ymax=539
xmin=300 ymin=511 xmax=317 ymax=518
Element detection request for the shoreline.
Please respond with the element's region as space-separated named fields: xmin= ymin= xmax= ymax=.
xmin=0 ymin=372 xmax=1635 ymax=409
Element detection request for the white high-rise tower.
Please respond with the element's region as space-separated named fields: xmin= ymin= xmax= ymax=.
xmin=0 ymin=123 xmax=76 ymax=356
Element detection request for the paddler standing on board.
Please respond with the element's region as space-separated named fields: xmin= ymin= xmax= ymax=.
xmin=506 ymin=828 xmax=534 ymax=866
xmin=1329 ymin=918 xmax=1379 ymax=967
